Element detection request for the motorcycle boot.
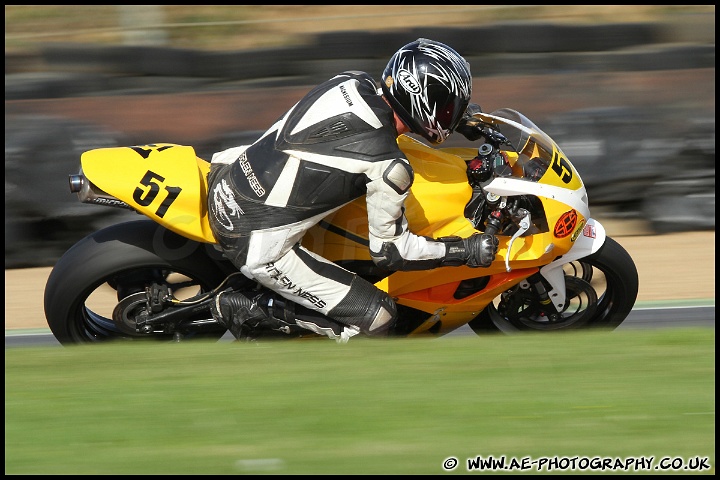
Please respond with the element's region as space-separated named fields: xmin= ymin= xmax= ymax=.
xmin=211 ymin=291 xmax=282 ymax=341
xmin=212 ymin=291 xmax=362 ymax=343
xmin=270 ymin=296 xmax=361 ymax=344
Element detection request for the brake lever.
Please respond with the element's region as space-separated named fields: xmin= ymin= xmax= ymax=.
xmin=505 ymin=209 xmax=532 ymax=272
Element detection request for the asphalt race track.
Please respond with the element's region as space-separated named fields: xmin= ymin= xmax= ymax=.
xmin=5 ymin=305 xmax=715 ymax=348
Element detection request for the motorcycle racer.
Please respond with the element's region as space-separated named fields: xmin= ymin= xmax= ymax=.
xmin=207 ymin=38 xmax=499 ymax=342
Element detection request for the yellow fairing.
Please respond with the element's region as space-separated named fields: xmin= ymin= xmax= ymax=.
xmin=81 ymin=143 xmax=217 ymax=243
xmin=399 ymin=136 xmax=478 ymax=238
xmin=304 ymin=135 xmax=581 ymax=333
xmin=304 ymin=136 xmax=478 ymax=261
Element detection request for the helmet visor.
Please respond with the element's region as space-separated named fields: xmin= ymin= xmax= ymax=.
xmin=436 ymin=93 xmax=470 ymax=134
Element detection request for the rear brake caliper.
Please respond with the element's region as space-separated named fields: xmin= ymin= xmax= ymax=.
xmin=147 ymin=283 xmax=171 ymax=314
xmin=113 ymin=283 xmax=173 ymax=334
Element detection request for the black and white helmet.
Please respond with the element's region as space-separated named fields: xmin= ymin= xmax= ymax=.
xmin=381 ymin=38 xmax=472 ymax=145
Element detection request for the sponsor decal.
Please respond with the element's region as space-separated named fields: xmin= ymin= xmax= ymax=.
xmin=265 ymin=263 xmax=327 ymax=309
xmin=211 ymin=178 xmax=244 ymax=231
xmin=553 ymin=210 xmax=578 ymax=238
xmin=237 ymin=151 xmax=266 ymax=197
xmin=583 ymin=223 xmax=597 ymax=239
xmin=91 ymin=197 xmax=130 ymax=208
xmin=397 ymin=68 xmax=422 ymax=94
xmin=385 ymin=76 xmax=394 ymax=88
xmin=339 ymin=84 xmax=353 ymax=106
xmin=571 ymin=219 xmax=587 ymax=242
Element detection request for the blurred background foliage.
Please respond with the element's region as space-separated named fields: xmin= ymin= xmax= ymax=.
xmin=4 ymin=5 xmax=716 ymax=268
xmin=5 ymin=10 xmax=714 ymax=475
xmin=6 ymin=5 xmax=714 ymax=53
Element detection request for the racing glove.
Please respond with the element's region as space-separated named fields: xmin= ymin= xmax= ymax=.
xmin=455 ymin=103 xmax=484 ymax=141
xmin=439 ymin=233 xmax=499 ymax=268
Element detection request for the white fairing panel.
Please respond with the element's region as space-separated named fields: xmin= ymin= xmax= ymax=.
xmin=539 ymin=219 xmax=607 ymax=311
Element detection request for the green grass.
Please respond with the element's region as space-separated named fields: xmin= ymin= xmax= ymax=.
xmin=5 ymin=328 xmax=715 ymax=474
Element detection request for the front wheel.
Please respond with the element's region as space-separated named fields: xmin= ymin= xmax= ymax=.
xmin=468 ymin=236 xmax=639 ymax=334
xmin=44 ymin=220 xmax=234 ymax=345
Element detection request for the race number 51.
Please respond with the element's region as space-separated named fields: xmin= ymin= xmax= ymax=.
xmin=133 ymin=170 xmax=182 ymax=218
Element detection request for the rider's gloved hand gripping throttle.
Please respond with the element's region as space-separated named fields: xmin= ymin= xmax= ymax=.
xmin=438 ymin=232 xmax=499 ymax=268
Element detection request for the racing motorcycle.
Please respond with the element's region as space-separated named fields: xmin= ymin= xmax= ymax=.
xmin=44 ymin=108 xmax=639 ymax=345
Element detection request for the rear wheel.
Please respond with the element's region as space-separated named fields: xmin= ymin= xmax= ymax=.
xmin=44 ymin=220 xmax=233 ymax=345
xmin=469 ymin=236 xmax=638 ymax=334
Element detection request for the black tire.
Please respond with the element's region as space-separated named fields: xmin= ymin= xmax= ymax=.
xmin=469 ymin=236 xmax=639 ymax=334
xmin=44 ymin=220 xmax=233 ymax=345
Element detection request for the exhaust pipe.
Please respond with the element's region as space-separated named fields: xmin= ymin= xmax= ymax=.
xmin=68 ymin=172 xmax=134 ymax=210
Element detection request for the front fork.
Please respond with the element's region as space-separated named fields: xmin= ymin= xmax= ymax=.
xmin=537 ymin=219 xmax=607 ymax=312
xmin=490 ymin=199 xmax=607 ymax=314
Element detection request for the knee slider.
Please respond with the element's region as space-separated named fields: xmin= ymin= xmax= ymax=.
xmin=365 ymin=292 xmax=397 ymax=336
xmin=329 ymin=277 xmax=398 ymax=336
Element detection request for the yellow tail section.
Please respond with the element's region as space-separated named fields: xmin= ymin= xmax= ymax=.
xmin=81 ymin=143 xmax=216 ymax=243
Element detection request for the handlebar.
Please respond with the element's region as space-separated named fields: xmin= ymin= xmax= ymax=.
xmin=483 ymin=209 xmax=502 ymax=236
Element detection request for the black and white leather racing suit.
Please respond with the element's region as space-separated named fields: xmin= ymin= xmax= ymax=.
xmin=207 ymin=71 xmax=456 ymax=337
